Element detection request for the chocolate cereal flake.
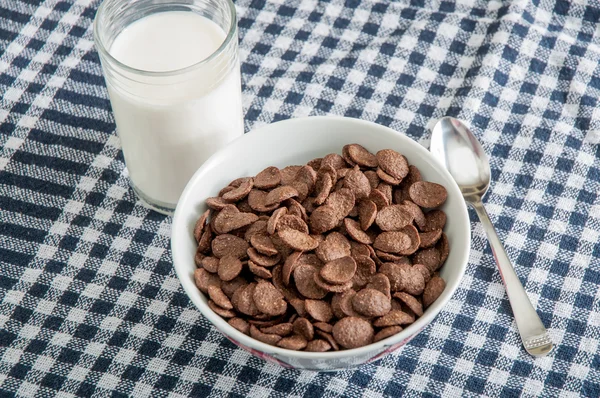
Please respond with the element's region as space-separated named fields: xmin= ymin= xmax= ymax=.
xmin=347 ymin=144 xmax=378 ymax=168
xmin=222 ymin=178 xmax=254 ymax=202
xmin=376 ymin=167 xmax=402 ymax=185
xmin=194 ymin=268 xmax=221 ymax=294
xmin=365 ymin=273 xmax=392 ymax=299
xmin=419 ymin=229 xmax=443 ymax=248
xmin=197 ymin=224 xmax=213 ymax=254
xmin=320 ymin=256 xmax=356 ymax=285
xmin=352 ymin=288 xmax=391 ymax=317
xmin=277 ymin=214 xmax=309 ymax=234
xmin=375 ymin=205 xmax=414 ymax=231
xmin=206 ymin=196 xmax=230 ymax=210
xmin=401 ymin=200 xmax=427 ymax=229
xmin=423 ymin=276 xmax=446 ymax=308
xmin=254 ymin=166 xmax=281 ymax=189
xmin=393 ymin=292 xmax=424 ymax=316
xmin=253 ymin=280 xmax=287 ymax=316
xmin=248 ymin=190 xmax=279 ymax=213
xmin=286 ymin=198 xmax=308 ymax=222
xmin=294 ymin=264 xmax=328 ymax=299
xmin=321 ymin=153 xmax=347 ymax=170
xmin=247 ymin=247 xmax=280 ymax=267
xmin=315 ymin=330 xmax=340 ymax=351
xmin=212 ymin=234 xmax=249 ymax=259
xmin=278 ymin=229 xmax=319 ymax=251
xmin=250 ymin=325 xmax=282 ymax=345
xmin=368 ymin=188 xmax=389 ymax=210
xmin=277 ymin=335 xmax=308 ymax=350
xmin=314 ymin=272 xmax=353 ymax=293
xmin=313 ymin=322 xmax=333 ymax=333
xmin=421 ymin=209 xmax=447 ymax=232
xmin=409 ymin=181 xmax=448 ymax=208
xmin=325 ymin=188 xmax=355 ymax=219
xmin=314 ymin=171 xmax=334 ymax=206
xmin=305 ymin=299 xmax=333 ymax=323
xmin=208 ymin=300 xmax=236 ymax=318
xmin=228 ymin=317 xmax=250 ymax=334
xmin=280 ymin=166 xmax=302 ymax=185
xmin=307 ymin=158 xmax=323 ymax=171
xmin=358 ymin=200 xmax=377 ymax=231
xmin=213 ymin=205 xmax=258 ymax=234
xmin=373 ymin=309 xmax=414 ymax=327
xmin=293 ymin=317 xmax=314 ymax=340
xmin=352 ymin=255 xmax=377 ymax=288
xmin=437 ymin=233 xmax=450 ymax=265
xmin=248 ymin=261 xmax=273 ymax=279
xmin=265 ymin=186 xmax=299 ymax=206
xmin=332 ymin=317 xmax=374 ymax=349
xmin=261 ymin=322 xmax=293 ymax=336
xmin=244 ymin=219 xmax=268 ymax=242
xmin=282 ymin=251 xmax=302 ymax=286
xmin=413 ymin=247 xmax=441 ymax=272
xmin=232 ymin=283 xmax=259 ymax=316
xmin=193 ymin=209 xmax=210 ymax=242
xmin=305 ymin=339 xmax=332 ymax=352
xmin=374 ymin=326 xmax=403 ymax=343
xmin=343 ymin=166 xmax=371 ymax=200
xmin=250 ymin=233 xmax=278 ymax=256
xmin=309 ymin=205 xmax=340 ymax=234
xmin=316 ymin=232 xmax=351 ymax=263
xmin=364 ymin=170 xmax=380 ymax=189
xmin=221 ymin=277 xmax=247 ymax=298
xmin=342 ymin=145 xmax=357 ymax=167
xmin=413 ymin=263 xmax=433 ymax=284
xmin=201 ymin=256 xmax=220 ymax=273
xmin=207 ymin=285 xmax=233 ymax=310
xmin=376 ymin=149 xmax=409 ymax=180
xmin=344 ymin=218 xmax=374 ymax=245
xmin=373 ymin=231 xmax=412 ymax=254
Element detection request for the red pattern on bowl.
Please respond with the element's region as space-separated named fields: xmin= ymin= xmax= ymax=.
xmin=225 ymin=336 xmax=293 ymax=368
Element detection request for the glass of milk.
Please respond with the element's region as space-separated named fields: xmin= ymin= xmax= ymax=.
xmin=93 ymin=0 xmax=243 ymax=215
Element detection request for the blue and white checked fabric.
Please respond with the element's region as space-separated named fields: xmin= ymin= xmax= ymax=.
xmin=1 ymin=0 xmax=600 ymax=396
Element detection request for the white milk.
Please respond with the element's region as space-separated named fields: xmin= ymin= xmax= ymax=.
xmin=107 ymin=11 xmax=243 ymax=208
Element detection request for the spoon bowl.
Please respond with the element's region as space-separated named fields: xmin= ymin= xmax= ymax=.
xmin=430 ymin=116 xmax=553 ymax=358
xmin=431 ymin=117 xmax=491 ymax=201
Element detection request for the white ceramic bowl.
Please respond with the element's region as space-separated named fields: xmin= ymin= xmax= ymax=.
xmin=172 ymin=116 xmax=470 ymax=371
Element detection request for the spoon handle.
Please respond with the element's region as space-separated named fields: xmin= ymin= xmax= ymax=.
xmin=471 ymin=200 xmax=553 ymax=357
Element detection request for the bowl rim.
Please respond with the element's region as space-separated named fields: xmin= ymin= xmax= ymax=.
xmin=172 ymin=115 xmax=471 ymax=360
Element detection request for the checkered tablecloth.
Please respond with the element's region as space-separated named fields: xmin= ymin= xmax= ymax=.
xmin=1 ymin=0 xmax=600 ymax=396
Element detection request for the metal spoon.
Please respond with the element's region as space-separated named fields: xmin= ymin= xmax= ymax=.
xmin=430 ymin=116 xmax=553 ymax=358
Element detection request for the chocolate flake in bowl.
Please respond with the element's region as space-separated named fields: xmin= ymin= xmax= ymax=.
xmin=192 ymin=144 xmax=450 ymax=351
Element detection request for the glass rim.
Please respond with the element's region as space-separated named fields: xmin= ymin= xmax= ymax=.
xmin=92 ymin=0 xmax=237 ymax=77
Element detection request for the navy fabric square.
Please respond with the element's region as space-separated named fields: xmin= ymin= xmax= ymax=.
xmin=190 ymin=383 xmax=212 ymax=397
xmin=155 ymin=374 xmax=178 ymax=391
xmin=9 ymin=363 xmax=30 ymax=380
xmin=76 ymin=383 xmax=96 ymax=397
xmin=41 ymin=373 xmax=66 ymax=391
xmin=59 ymin=291 xmax=79 ymax=306
xmin=108 ymin=331 xmax=128 ymax=347
xmin=58 ymin=348 xmax=81 ymax=365
xmin=29 ymin=282 xmax=49 ymax=298
xmin=74 ymin=324 xmax=98 ymax=340
xmin=140 ymin=341 xmax=160 ymax=357
xmin=25 ymin=339 xmax=46 ymax=354
xmin=43 ymin=316 xmax=63 ymax=331
xmin=123 ymin=366 xmax=144 ymax=382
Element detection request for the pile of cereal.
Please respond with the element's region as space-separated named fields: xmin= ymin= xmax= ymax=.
xmin=193 ymin=144 xmax=449 ymax=351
